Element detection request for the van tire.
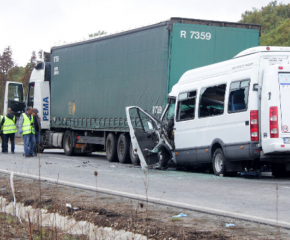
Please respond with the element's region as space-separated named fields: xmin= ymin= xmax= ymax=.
xmin=212 ymin=148 xmax=226 ymax=176
xmin=117 ymin=134 xmax=130 ymax=163
xmin=271 ymin=165 xmax=288 ymax=178
xmin=130 ymin=142 xmax=140 ymax=165
xmin=106 ymin=133 xmax=118 ymax=162
xmin=63 ymin=130 xmax=74 ymax=156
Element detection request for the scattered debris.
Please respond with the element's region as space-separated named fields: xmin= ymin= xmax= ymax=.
xmin=225 ymin=223 xmax=236 ymax=227
xmin=241 ymin=168 xmax=261 ymax=179
xmin=172 ymin=213 xmax=187 ymax=218
xmin=110 ymin=165 xmax=116 ymax=168
xmin=99 ymin=208 xmax=107 ymax=215
xmin=66 ymin=203 xmax=72 ymax=208
xmin=0 ymin=188 xmax=6 ymax=192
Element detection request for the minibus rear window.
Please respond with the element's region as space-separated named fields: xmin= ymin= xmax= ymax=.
xmin=228 ymin=79 xmax=250 ymax=113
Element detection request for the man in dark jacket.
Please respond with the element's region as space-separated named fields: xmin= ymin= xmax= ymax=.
xmin=1 ymin=108 xmax=17 ymax=154
xmin=32 ymin=108 xmax=41 ymax=155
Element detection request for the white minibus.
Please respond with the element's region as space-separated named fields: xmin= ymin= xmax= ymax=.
xmin=126 ymin=46 xmax=290 ymax=177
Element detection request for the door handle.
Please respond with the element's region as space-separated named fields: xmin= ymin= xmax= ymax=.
xmin=268 ymin=92 xmax=271 ymax=100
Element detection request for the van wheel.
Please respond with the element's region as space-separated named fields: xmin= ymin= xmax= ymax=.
xmin=106 ymin=133 xmax=118 ymax=162
xmin=117 ymin=134 xmax=130 ymax=163
xmin=63 ymin=130 xmax=74 ymax=156
xmin=130 ymin=142 xmax=140 ymax=165
xmin=212 ymin=148 xmax=226 ymax=176
xmin=272 ymin=165 xmax=288 ymax=178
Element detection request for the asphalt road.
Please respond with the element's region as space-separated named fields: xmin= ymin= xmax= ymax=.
xmin=0 ymin=145 xmax=290 ymax=228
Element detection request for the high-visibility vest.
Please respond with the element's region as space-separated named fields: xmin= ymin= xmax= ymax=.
xmin=3 ymin=116 xmax=17 ymax=134
xmin=22 ymin=113 xmax=35 ymax=135
xmin=0 ymin=115 xmax=3 ymax=132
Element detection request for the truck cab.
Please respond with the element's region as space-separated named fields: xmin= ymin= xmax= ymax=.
xmin=26 ymin=61 xmax=51 ymax=130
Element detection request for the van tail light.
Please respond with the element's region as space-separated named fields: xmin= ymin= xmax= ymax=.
xmin=270 ymin=106 xmax=279 ymax=138
xmin=250 ymin=110 xmax=259 ymax=141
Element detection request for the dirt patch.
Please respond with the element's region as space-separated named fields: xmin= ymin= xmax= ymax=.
xmin=0 ymin=173 xmax=289 ymax=239
xmin=15 ymin=137 xmax=24 ymax=145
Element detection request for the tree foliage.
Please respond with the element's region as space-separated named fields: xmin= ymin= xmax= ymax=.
xmin=88 ymin=30 xmax=107 ymax=38
xmin=0 ymin=47 xmax=39 ymax=113
xmin=240 ymin=1 xmax=290 ymax=46
xmin=20 ymin=51 xmax=37 ymax=96
xmin=0 ymin=46 xmax=15 ymax=114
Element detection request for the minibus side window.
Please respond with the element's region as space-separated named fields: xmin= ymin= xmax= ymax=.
xmin=199 ymin=84 xmax=226 ymax=118
xmin=177 ymin=91 xmax=196 ymax=121
xmin=228 ymin=79 xmax=250 ymax=113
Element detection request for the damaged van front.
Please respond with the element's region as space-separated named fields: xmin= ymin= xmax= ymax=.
xmin=126 ymin=97 xmax=176 ymax=170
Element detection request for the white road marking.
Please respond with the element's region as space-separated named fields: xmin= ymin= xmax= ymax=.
xmin=0 ymin=169 xmax=289 ymax=228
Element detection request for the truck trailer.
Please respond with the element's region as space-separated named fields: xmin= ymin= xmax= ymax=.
xmin=3 ymin=17 xmax=261 ymax=163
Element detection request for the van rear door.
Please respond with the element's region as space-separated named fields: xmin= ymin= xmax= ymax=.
xmin=261 ymin=65 xmax=290 ymax=154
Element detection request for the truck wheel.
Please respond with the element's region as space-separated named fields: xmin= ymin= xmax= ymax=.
xmin=212 ymin=148 xmax=226 ymax=176
xmin=130 ymin=142 xmax=140 ymax=165
xmin=117 ymin=134 xmax=130 ymax=163
xmin=63 ymin=130 xmax=74 ymax=156
xmin=106 ymin=133 xmax=118 ymax=162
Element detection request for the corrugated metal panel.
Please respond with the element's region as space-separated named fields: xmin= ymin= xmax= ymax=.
xmin=51 ymin=25 xmax=169 ymax=124
xmin=168 ymin=23 xmax=260 ymax=92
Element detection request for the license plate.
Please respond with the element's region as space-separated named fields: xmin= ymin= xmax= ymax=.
xmin=284 ymin=138 xmax=290 ymax=144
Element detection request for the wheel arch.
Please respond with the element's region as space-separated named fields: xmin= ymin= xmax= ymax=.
xmin=210 ymin=138 xmax=226 ymax=159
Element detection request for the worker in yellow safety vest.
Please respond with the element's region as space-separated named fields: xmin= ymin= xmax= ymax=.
xmin=18 ymin=106 xmax=35 ymax=158
xmin=0 ymin=113 xmax=4 ymax=153
xmin=1 ymin=108 xmax=17 ymax=154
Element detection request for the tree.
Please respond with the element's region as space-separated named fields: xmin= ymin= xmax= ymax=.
xmin=88 ymin=30 xmax=107 ymax=38
xmin=239 ymin=1 xmax=290 ymax=46
xmin=20 ymin=51 xmax=37 ymax=96
xmin=260 ymin=18 xmax=290 ymax=46
xmin=0 ymin=46 xmax=15 ymax=114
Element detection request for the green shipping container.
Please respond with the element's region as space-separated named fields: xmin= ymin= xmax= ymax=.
xmin=50 ymin=18 xmax=260 ymax=131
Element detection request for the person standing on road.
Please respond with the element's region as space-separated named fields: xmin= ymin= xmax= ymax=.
xmin=18 ymin=106 xmax=35 ymax=158
xmin=32 ymin=108 xmax=41 ymax=155
xmin=1 ymin=108 xmax=17 ymax=154
xmin=0 ymin=112 xmax=4 ymax=153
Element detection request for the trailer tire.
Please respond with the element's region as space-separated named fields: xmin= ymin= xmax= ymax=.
xmin=63 ymin=130 xmax=74 ymax=156
xmin=130 ymin=142 xmax=140 ymax=165
xmin=106 ymin=133 xmax=118 ymax=162
xmin=117 ymin=134 xmax=130 ymax=163
xmin=212 ymin=148 xmax=226 ymax=176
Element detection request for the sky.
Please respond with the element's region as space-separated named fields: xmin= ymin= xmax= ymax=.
xmin=0 ymin=0 xmax=285 ymax=67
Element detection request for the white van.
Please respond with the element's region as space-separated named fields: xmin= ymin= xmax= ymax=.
xmin=126 ymin=46 xmax=290 ymax=177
